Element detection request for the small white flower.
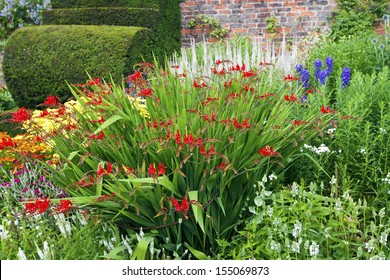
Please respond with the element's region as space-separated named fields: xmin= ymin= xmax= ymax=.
xmin=309 ymin=241 xmax=320 ymax=257
xmin=270 ymin=240 xmax=281 ymax=252
xmin=266 ymin=205 xmax=274 ymax=217
xmin=379 ymin=232 xmax=388 ymax=245
xmin=291 ymin=182 xmax=299 ymax=197
xmin=379 ymin=127 xmax=387 ymax=134
xmin=365 ymin=239 xmax=375 ymax=253
xmin=335 ymin=199 xmax=342 ymax=211
xmin=329 ymin=175 xmax=337 ymax=185
xmin=18 ymin=247 xmax=27 ymax=260
xmin=326 ymin=128 xmax=336 ymax=134
xmin=292 ymin=221 xmax=302 ymax=238
xmin=268 ymin=173 xmax=277 ymax=181
xmin=359 ymin=148 xmax=366 ymax=155
xmin=0 ymin=225 xmax=9 ymax=240
xmin=272 ymin=217 xmax=282 ymax=228
xmin=291 ymin=238 xmax=302 ymax=253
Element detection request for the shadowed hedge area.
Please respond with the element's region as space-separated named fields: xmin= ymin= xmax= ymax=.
xmin=3 ymin=25 xmax=153 ymax=108
xmin=50 ymin=0 xmax=159 ymax=9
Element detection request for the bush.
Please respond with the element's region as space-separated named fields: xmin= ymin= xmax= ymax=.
xmin=3 ymin=25 xmax=153 ymax=108
xmin=50 ymin=0 xmax=159 ymax=9
xmin=42 ymin=7 xmax=160 ymax=29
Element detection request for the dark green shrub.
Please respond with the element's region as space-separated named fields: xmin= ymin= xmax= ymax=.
xmin=3 ymin=25 xmax=153 ymax=108
xmin=42 ymin=8 xmax=160 ymax=29
xmin=50 ymin=0 xmax=159 ymax=9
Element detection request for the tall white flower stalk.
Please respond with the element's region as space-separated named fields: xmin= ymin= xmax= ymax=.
xmin=169 ymin=35 xmax=300 ymax=78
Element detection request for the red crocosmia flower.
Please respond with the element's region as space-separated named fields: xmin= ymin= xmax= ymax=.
xmin=293 ymin=120 xmax=304 ymax=126
xmin=65 ymin=122 xmax=77 ymax=131
xmin=208 ymin=145 xmax=215 ymax=156
xmin=166 ymin=132 xmax=171 ymax=140
xmin=89 ymin=131 xmax=105 ymax=140
xmin=139 ymin=87 xmax=152 ymax=97
xmin=217 ymin=161 xmax=227 ymax=170
xmin=242 ymin=84 xmax=254 ymax=92
xmin=224 ymin=80 xmax=233 ymax=88
xmin=258 ymin=146 xmax=281 ymax=157
xmin=40 ymin=109 xmax=49 ymax=117
xmin=152 ymin=118 xmax=159 ymax=128
xmin=55 ymin=106 xmax=67 ymax=117
xmin=215 ymin=59 xmax=222 ymax=65
xmin=157 ymin=162 xmax=166 ymax=175
xmin=25 ymin=198 xmax=50 ymax=214
xmin=181 ymin=197 xmax=190 ymax=214
xmin=284 ymin=94 xmax=298 ymax=102
xmin=171 ymin=65 xmax=180 ymax=69
xmin=147 ymin=163 xmax=157 ymax=176
xmin=195 ymin=136 xmax=203 ymax=146
xmin=11 ymin=107 xmax=31 ymax=123
xmin=0 ymin=137 xmax=16 ymax=149
xmin=56 ymin=200 xmax=72 ymax=213
xmin=284 ymin=74 xmax=299 ymax=82
xmin=241 ymin=119 xmax=250 ymax=129
xmin=233 ymin=117 xmax=241 ymax=129
xmin=193 ymin=80 xmax=201 ymax=88
xmin=129 ymin=71 xmax=142 ymax=82
xmin=171 ymin=198 xmax=181 ymax=212
xmin=183 ymin=133 xmax=195 ymax=145
xmin=96 ymin=165 xmax=105 ymax=176
xmin=43 ymin=95 xmax=61 ymax=106
xmin=259 ymin=61 xmax=272 ymax=67
xmin=174 ymin=131 xmax=182 ymax=144
xmin=200 ymin=146 xmax=207 ymax=156
xmin=320 ymin=105 xmax=337 ymax=114
xmin=87 ymin=78 xmax=102 ymax=86
xmin=259 ymin=93 xmax=275 ymax=99
xmin=243 ymin=71 xmax=255 ymax=78
xmin=106 ymin=162 xmax=113 ymax=174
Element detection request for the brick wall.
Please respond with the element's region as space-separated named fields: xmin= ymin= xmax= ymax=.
xmin=180 ymin=0 xmax=338 ymax=46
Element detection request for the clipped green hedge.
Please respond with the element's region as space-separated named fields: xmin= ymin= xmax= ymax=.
xmin=3 ymin=25 xmax=153 ymax=108
xmin=50 ymin=0 xmax=159 ymax=9
xmin=43 ymin=8 xmax=160 ymax=29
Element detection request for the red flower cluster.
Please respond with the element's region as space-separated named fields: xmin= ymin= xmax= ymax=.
xmin=258 ymin=146 xmax=281 ymax=157
xmin=146 ymin=118 xmax=173 ymax=129
xmin=76 ymin=175 xmax=95 ymax=188
xmin=243 ymin=71 xmax=256 ymax=78
xmin=139 ymin=87 xmax=152 ymax=97
xmin=43 ymin=95 xmax=61 ymax=107
xmin=89 ymin=131 xmax=105 ymax=140
xmin=0 ymin=137 xmax=16 ymax=150
xmin=55 ymin=200 xmax=72 ymax=213
xmin=284 ymin=74 xmax=299 ymax=82
xmin=229 ymin=64 xmax=246 ymax=71
xmin=193 ymin=80 xmax=207 ymax=88
xmin=320 ymin=105 xmax=337 ymax=114
xmin=284 ymin=94 xmax=298 ymax=102
xmin=171 ymin=197 xmax=190 ymax=216
xmin=203 ymin=113 xmax=216 ymax=122
xmin=233 ymin=117 xmax=250 ymax=130
xmin=24 ymin=198 xmax=50 ymax=215
xmin=148 ymin=162 xmax=166 ymax=177
xmin=175 ymin=131 xmax=203 ymax=147
xmin=96 ymin=162 xmax=113 ymax=176
xmin=11 ymin=107 xmax=31 ymax=123
xmin=200 ymin=145 xmax=215 ymax=157
xmin=201 ymin=97 xmax=219 ymax=106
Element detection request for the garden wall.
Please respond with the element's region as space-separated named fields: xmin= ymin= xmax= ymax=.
xmin=180 ymin=0 xmax=338 ymax=46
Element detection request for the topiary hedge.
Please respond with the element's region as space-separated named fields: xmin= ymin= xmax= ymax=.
xmin=3 ymin=25 xmax=153 ymax=108
xmin=50 ymin=0 xmax=159 ymax=9
xmin=42 ymin=8 xmax=160 ymax=29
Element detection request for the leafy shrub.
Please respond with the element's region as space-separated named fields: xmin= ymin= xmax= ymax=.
xmin=0 ymin=111 xmax=24 ymax=136
xmin=42 ymin=7 xmax=160 ymax=29
xmin=307 ymin=31 xmax=389 ymax=76
xmin=0 ymin=0 xmax=51 ymax=39
xmin=31 ymin=55 xmax=335 ymax=257
xmin=50 ymin=0 xmax=159 ymax=9
xmin=0 ymin=88 xmax=16 ymax=112
xmin=3 ymin=25 xmax=153 ymax=108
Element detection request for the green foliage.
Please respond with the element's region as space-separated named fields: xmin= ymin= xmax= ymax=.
xmin=45 ymin=56 xmax=331 ymax=257
xmin=330 ymin=0 xmax=389 ymax=41
xmin=0 ymin=88 xmax=16 ymax=112
xmin=308 ymin=31 xmax=389 ymax=75
xmin=265 ymin=15 xmax=279 ymax=37
xmin=218 ymin=179 xmax=390 ymax=260
xmin=42 ymin=7 xmax=160 ymax=29
xmin=50 ymin=0 xmax=159 ymax=9
xmin=3 ymin=25 xmax=153 ymax=108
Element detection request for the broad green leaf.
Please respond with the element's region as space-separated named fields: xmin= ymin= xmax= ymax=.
xmin=131 ymin=236 xmax=155 ymax=260
xmin=93 ymin=115 xmax=123 ymax=134
xmin=188 ymin=191 xmax=205 ymax=234
xmin=184 ymin=242 xmax=208 ymax=260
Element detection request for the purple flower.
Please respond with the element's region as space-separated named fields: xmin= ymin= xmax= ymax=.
xmin=39 ymin=176 xmax=45 ymax=181
xmin=314 ymin=59 xmax=322 ymax=80
xmin=23 ymin=188 xmax=28 ymax=193
xmin=318 ymin=70 xmax=329 ymax=85
xmin=325 ymin=57 xmax=333 ymax=74
xmin=301 ymin=69 xmax=310 ymax=88
xmin=341 ymin=67 xmax=351 ymax=88
xmin=14 ymin=179 xmax=21 ymax=183
xmin=295 ymin=64 xmax=303 ymax=73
